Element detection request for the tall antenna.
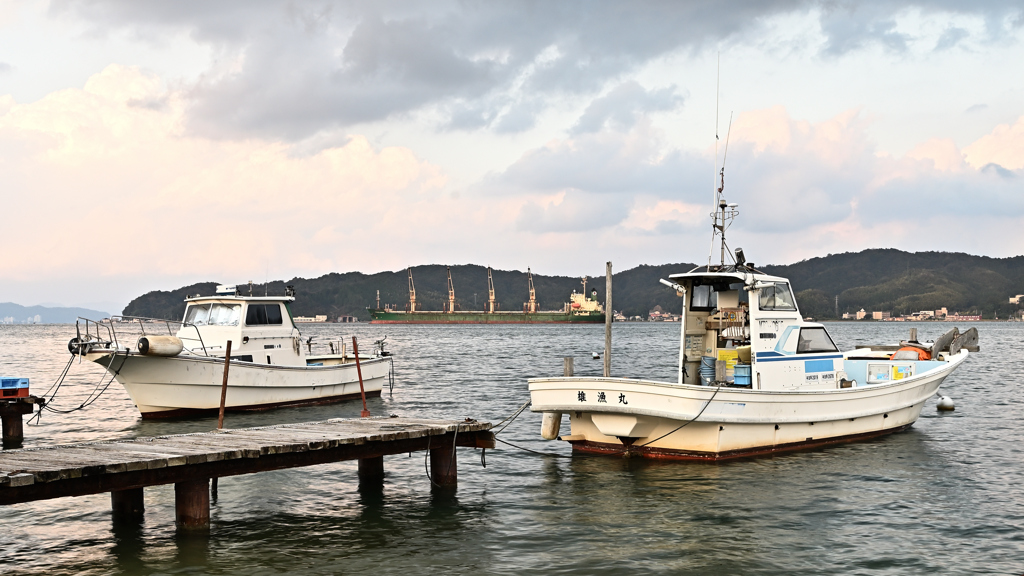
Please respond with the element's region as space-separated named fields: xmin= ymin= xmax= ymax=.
xmin=709 ymin=53 xmax=721 ymax=269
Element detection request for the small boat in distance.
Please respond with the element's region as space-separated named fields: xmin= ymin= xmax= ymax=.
xmin=528 ymin=169 xmax=976 ymax=460
xmin=69 ymin=285 xmax=392 ymax=419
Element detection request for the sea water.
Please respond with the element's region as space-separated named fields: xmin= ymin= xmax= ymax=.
xmin=0 ymin=321 xmax=1020 ymax=575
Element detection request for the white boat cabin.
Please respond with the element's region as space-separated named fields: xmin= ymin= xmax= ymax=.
xmin=667 ymin=267 xmax=945 ymax=391
xmin=175 ymin=294 xmax=306 ymax=366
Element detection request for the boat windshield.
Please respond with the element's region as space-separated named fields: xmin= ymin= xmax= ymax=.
xmin=184 ymin=303 xmax=241 ymax=326
xmin=797 ymin=327 xmax=838 ymax=353
xmin=758 ymin=282 xmax=796 ymax=311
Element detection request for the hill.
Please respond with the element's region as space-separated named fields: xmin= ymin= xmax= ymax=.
xmin=122 ymin=264 xmax=695 ymax=322
xmin=122 ymin=250 xmax=1024 ymax=321
xmin=0 ymin=303 xmax=113 ymax=324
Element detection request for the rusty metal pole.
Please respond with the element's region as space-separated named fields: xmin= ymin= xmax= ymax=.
xmin=604 ymin=261 xmax=612 ymax=378
xmin=352 ymin=337 xmax=370 ymax=417
xmin=217 ymin=341 xmax=232 ymax=430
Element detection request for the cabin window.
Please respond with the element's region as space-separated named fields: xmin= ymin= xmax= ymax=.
xmin=245 ymin=304 xmax=284 ymax=326
xmin=184 ymin=303 xmax=242 ymax=326
xmin=184 ymin=304 xmax=211 ymax=326
xmin=208 ymin=304 xmax=241 ymax=326
xmin=690 ymin=285 xmax=718 ymax=311
xmin=758 ymin=282 xmax=796 ymax=311
xmin=797 ymin=327 xmax=838 ymax=353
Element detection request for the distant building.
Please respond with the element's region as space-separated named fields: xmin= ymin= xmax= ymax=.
xmin=294 ymin=315 xmax=328 ymax=323
xmin=856 ymin=309 xmax=867 ymax=320
xmin=1011 ymin=295 xmax=1024 ymax=305
xmin=948 ymin=313 xmax=982 ymax=321
xmin=337 ymin=315 xmax=358 ymax=323
xmin=935 ymin=307 xmax=948 ymax=317
xmin=872 ymin=311 xmax=891 ymax=320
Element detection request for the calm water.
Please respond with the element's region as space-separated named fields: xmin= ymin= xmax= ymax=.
xmin=0 ymin=321 xmax=1020 ymax=575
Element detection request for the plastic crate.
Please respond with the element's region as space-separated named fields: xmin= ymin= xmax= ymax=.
xmin=1 ymin=377 xmax=29 ymax=398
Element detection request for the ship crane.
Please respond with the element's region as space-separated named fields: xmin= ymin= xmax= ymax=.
xmin=486 ymin=267 xmax=497 ymax=313
xmin=525 ymin=268 xmax=537 ymax=313
xmin=446 ymin=266 xmax=457 ymax=313
xmin=407 ymin=267 xmax=417 ymax=312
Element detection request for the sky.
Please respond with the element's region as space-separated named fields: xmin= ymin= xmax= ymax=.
xmin=1 ymin=1 xmax=1023 ymax=313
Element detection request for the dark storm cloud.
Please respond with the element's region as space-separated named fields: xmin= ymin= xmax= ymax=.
xmin=50 ymin=0 xmax=1024 ymax=140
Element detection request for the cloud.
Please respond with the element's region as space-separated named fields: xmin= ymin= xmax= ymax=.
xmin=570 ymin=81 xmax=684 ymax=135
xmin=0 ymin=65 xmax=452 ymax=286
xmin=963 ymin=115 xmax=1024 ymax=170
xmin=51 ymin=0 xmax=1024 ymax=142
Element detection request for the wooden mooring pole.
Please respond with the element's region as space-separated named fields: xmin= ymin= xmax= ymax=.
xmin=175 ymin=478 xmax=210 ymax=530
xmin=212 ymin=341 xmax=232 ymax=500
xmin=604 ymin=261 xmax=612 ymax=378
xmin=352 ymin=337 xmax=370 ymax=418
xmin=217 ymin=341 xmax=232 ymax=430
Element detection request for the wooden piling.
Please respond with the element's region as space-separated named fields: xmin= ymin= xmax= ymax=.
xmin=217 ymin=341 xmax=232 ymax=429
xmin=429 ymin=443 xmax=457 ymax=488
xmin=564 ymin=357 xmax=574 ymax=377
xmin=352 ymin=337 xmax=370 ymax=418
xmin=604 ymin=261 xmax=612 ymax=378
xmin=358 ymin=456 xmax=385 ymax=484
xmin=1 ymin=415 xmax=23 ymax=449
xmin=175 ymin=478 xmax=210 ymax=529
xmin=111 ymin=487 xmax=144 ymax=518
xmin=0 ymin=399 xmax=33 ymax=449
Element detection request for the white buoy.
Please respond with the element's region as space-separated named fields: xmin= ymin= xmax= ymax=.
xmin=592 ymin=352 xmax=600 ymax=360
xmin=937 ymin=396 xmax=955 ymax=411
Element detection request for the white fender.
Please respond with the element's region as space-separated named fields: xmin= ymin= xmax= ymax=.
xmin=137 ymin=335 xmax=183 ymax=356
xmin=541 ymin=411 xmax=562 ymax=440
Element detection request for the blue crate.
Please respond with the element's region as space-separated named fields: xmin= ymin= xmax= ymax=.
xmin=0 ymin=378 xmax=29 ymax=389
xmin=733 ymin=365 xmax=751 ymax=386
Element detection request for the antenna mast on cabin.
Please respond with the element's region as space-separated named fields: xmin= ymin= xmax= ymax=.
xmin=486 ymin=267 xmax=496 ymax=313
xmin=526 ymin=268 xmax=537 ymax=313
xmin=446 ymin=266 xmax=456 ymax=313
xmin=407 ymin=267 xmax=416 ymax=312
xmin=707 ymin=56 xmax=738 ymax=269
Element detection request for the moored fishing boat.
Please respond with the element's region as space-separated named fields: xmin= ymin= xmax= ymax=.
xmin=69 ymin=285 xmax=392 ymax=418
xmin=528 ymin=171 xmax=976 ymax=460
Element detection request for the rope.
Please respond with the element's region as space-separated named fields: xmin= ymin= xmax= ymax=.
xmin=492 ymin=400 xmax=531 ymax=435
xmin=423 ymin=425 xmax=461 ymax=488
xmin=635 ymin=385 xmax=722 ymax=448
xmin=494 ymin=436 xmax=574 ymax=458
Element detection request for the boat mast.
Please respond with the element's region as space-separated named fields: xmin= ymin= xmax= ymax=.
xmin=526 ymin=268 xmax=537 ymax=313
xmin=407 ymin=267 xmax=416 ymax=312
xmin=446 ymin=266 xmax=456 ymax=313
xmin=487 ymin=267 xmax=496 ymax=313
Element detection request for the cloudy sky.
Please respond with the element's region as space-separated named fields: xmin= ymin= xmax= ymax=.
xmin=2 ymin=1 xmax=1023 ymax=312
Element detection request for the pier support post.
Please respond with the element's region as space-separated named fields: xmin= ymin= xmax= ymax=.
xmin=0 ymin=400 xmax=32 ymax=449
xmin=564 ymin=357 xmax=574 ymax=377
xmin=175 ymin=479 xmax=210 ymax=530
xmin=111 ymin=488 xmax=145 ymax=519
xmin=358 ymin=455 xmax=385 ymax=485
xmin=429 ymin=442 xmax=457 ymax=489
xmin=1 ymin=414 xmax=24 ymax=449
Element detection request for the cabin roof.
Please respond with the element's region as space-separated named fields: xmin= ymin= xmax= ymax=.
xmin=184 ymin=295 xmax=295 ymax=304
xmin=667 ymin=270 xmax=789 ymax=284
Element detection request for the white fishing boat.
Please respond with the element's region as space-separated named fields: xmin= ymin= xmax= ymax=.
xmin=529 ymin=173 xmax=976 ymax=460
xmin=70 ymin=285 xmax=392 ymax=419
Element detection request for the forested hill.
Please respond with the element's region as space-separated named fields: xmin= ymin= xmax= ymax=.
xmin=762 ymin=249 xmax=1024 ymax=320
xmin=123 ymin=250 xmax=1024 ymax=321
xmin=122 ymin=264 xmax=696 ymax=322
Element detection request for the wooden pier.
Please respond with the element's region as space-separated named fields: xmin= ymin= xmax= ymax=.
xmin=0 ymin=417 xmax=493 ymax=529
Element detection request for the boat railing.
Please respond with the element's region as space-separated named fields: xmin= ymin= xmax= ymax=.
xmin=74 ymin=316 xmax=210 ymax=357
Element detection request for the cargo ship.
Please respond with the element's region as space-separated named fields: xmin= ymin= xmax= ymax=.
xmin=368 ymin=267 xmax=605 ymax=324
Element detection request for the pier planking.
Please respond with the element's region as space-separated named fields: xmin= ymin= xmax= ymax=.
xmin=0 ymin=417 xmax=494 ymax=528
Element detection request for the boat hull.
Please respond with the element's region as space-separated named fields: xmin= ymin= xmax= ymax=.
xmin=87 ymin=352 xmax=390 ymax=419
xmin=529 ymin=350 xmax=967 ymax=460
